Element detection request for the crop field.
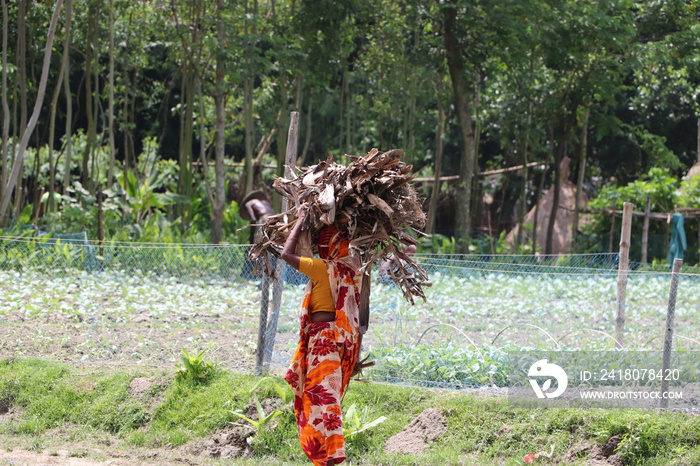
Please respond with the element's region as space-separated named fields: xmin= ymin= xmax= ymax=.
xmin=2 ymin=244 xmax=700 ymax=390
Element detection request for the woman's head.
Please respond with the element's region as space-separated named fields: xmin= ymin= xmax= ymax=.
xmin=317 ymin=225 xmax=349 ymax=259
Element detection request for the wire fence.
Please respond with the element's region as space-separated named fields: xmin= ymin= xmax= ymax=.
xmin=1 ymin=234 xmax=700 ymax=397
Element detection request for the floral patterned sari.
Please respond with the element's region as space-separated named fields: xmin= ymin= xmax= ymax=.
xmin=285 ymin=255 xmax=362 ymax=466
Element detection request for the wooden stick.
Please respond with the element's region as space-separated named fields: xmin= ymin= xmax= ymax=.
xmin=660 ymin=257 xmax=682 ymax=409
xmin=615 ymin=202 xmax=633 ymax=348
xmin=413 ymin=161 xmax=545 ymax=182
xmin=262 ymin=111 xmax=299 ymax=370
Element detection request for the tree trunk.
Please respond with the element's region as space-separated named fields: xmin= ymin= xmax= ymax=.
xmin=515 ymin=105 xmax=532 ymax=249
xmin=443 ymin=1 xmax=476 ymax=252
xmin=0 ymin=0 xmax=10 ymax=207
xmin=300 ymin=88 xmax=312 ymax=165
xmin=13 ymin=0 xmax=27 ymax=212
xmin=61 ymin=0 xmax=73 ymax=198
xmin=572 ymin=105 xmax=590 ymax=251
xmin=47 ymin=0 xmax=72 ymax=215
xmin=81 ymin=3 xmax=97 ymax=191
xmin=427 ymin=77 xmax=446 ymax=235
xmin=17 ymin=0 xmax=27 ymax=137
xmin=197 ymin=79 xmax=213 ymax=207
xmin=545 ymin=124 xmax=568 ymax=255
xmin=107 ymin=0 xmax=116 ymax=187
xmin=178 ymin=71 xmax=195 ymax=229
xmin=533 ymin=128 xmax=553 ymax=253
xmin=211 ymin=0 xmax=227 ymax=245
xmin=0 ymin=0 xmax=64 ymax=222
xmin=243 ymin=0 xmax=256 ymax=195
xmin=244 ymin=77 xmax=254 ymax=194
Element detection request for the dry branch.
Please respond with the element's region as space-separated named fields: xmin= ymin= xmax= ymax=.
xmin=249 ymin=148 xmax=430 ymax=303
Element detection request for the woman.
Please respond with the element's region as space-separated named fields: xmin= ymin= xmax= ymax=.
xmin=281 ymin=204 xmax=363 ymax=466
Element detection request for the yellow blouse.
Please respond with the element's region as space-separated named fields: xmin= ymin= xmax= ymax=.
xmin=299 ymin=257 xmax=336 ymax=313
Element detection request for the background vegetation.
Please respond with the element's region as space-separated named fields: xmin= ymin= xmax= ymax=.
xmin=0 ymin=0 xmax=699 ymax=257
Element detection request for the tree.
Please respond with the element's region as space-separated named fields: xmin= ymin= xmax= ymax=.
xmin=442 ymin=0 xmax=477 ymax=251
xmin=0 ymin=0 xmax=64 ymax=224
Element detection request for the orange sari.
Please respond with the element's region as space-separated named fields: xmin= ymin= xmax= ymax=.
xmin=285 ymin=256 xmax=362 ymax=466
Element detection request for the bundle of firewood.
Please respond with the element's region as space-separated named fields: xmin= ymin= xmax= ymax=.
xmin=248 ymin=148 xmax=430 ymax=303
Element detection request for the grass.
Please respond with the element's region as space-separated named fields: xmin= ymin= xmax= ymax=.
xmin=1 ymin=357 xmax=700 ymax=465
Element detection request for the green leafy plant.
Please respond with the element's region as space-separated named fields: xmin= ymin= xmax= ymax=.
xmin=229 ymin=395 xmax=283 ymax=435
xmin=174 ymin=348 xmax=218 ymax=385
xmin=249 ymin=376 xmax=294 ymax=404
xmin=343 ymin=403 xmax=387 ymax=439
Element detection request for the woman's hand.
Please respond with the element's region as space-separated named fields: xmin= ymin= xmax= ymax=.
xmin=296 ymin=203 xmax=309 ymax=220
xmin=281 ymin=203 xmax=310 ymax=270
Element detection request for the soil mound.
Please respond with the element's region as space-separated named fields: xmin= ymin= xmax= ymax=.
xmin=384 ymin=408 xmax=447 ymax=454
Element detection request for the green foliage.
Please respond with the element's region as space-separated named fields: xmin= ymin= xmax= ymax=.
xmin=583 ymin=167 xmax=683 ymax=261
xmin=589 ymin=167 xmax=679 ymax=213
xmin=342 ymin=403 xmax=387 ymax=439
xmin=229 ymin=395 xmax=283 ymax=435
xmin=175 ymin=348 xmax=218 ymax=386
xmin=369 ymin=344 xmax=508 ymax=388
xmin=678 ymin=175 xmax=700 ymax=209
xmin=418 ymin=234 xmax=456 ymax=254
xmin=249 ymin=376 xmax=294 ymax=404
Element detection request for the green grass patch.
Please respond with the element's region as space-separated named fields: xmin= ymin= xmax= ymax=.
xmin=1 ymin=357 xmax=700 ymax=465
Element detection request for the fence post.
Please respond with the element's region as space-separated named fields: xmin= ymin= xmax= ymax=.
xmin=641 ymin=197 xmax=650 ymax=264
xmin=260 ymin=111 xmax=300 ymax=371
xmin=660 ymin=258 xmax=682 ymax=409
xmin=608 ymin=206 xmax=616 ymax=253
xmin=255 ymin=272 xmax=271 ymax=375
xmin=615 ymin=202 xmax=633 ymax=348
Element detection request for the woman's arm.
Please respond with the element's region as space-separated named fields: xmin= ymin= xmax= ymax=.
xmin=280 ymin=204 xmax=308 ymax=270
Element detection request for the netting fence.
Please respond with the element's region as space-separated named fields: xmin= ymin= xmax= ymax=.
xmin=2 ymin=234 xmax=700 ymax=395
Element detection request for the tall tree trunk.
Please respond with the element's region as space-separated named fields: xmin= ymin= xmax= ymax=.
xmin=0 ymin=0 xmax=64 ymax=223
xmin=300 ymin=88 xmax=313 ymax=165
xmin=516 ymin=106 xmax=532 ymax=249
xmin=211 ymin=0 xmax=227 ymax=244
xmin=81 ymin=3 xmax=97 ymax=191
xmin=13 ymin=0 xmax=27 ymax=212
xmin=47 ymin=0 xmax=72 ymax=215
xmin=443 ymin=1 xmax=476 ymax=252
xmin=344 ymin=70 xmax=352 ymax=153
xmin=178 ymin=71 xmax=195 ymax=229
xmin=427 ymin=76 xmax=446 ymax=235
xmin=17 ymin=0 xmax=27 ymax=138
xmin=61 ymin=0 xmax=73 ymax=198
xmin=244 ymin=76 xmax=254 ymax=194
xmin=572 ymin=105 xmax=590 ymax=251
xmin=107 ymin=0 xmax=116 ymax=187
xmin=533 ymin=127 xmax=554 ymax=253
xmin=0 ymin=0 xmax=10 ymax=206
xmin=545 ymin=123 xmax=569 ymax=255
xmin=197 ymin=79 xmax=212 ymax=206
xmin=338 ymin=65 xmax=347 ymax=152
xmin=243 ymin=0 xmax=256 ymax=195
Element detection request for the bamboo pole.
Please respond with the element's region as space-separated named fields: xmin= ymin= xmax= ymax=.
xmin=255 ymin=274 xmax=270 ymax=374
xmin=615 ymin=202 xmax=633 ymax=348
xmin=608 ymin=207 xmax=616 ymax=254
xmin=641 ymin=197 xmax=651 ymax=263
xmin=261 ymin=111 xmax=299 ymax=371
xmin=660 ymin=258 xmax=682 ymax=409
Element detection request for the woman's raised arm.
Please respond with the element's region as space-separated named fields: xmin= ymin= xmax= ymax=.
xmin=280 ymin=204 xmax=308 ymax=270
